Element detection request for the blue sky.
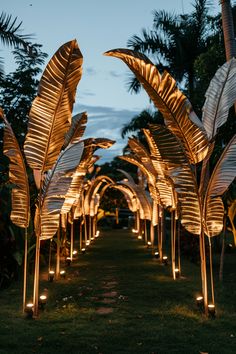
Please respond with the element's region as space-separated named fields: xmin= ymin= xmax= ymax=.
xmin=2 ymin=0 xmax=221 ymax=163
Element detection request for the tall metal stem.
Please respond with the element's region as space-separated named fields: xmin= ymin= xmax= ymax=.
xmin=70 ymin=221 xmax=74 ymax=260
xmin=22 ymin=227 xmax=28 ymax=312
xmin=56 ymin=217 xmax=61 ymax=279
xmin=208 ymin=237 xmax=215 ymax=305
xmin=171 ymin=210 xmax=176 ymax=279
xmin=199 ymin=229 xmax=208 ymax=313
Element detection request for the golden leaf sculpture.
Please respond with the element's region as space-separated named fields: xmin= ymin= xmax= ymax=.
xmin=61 ymin=138 xmax=114 ymax=214
xmin=24 ymin=39 xmax=83 ymax=175
xmin=36 ymin=140 xmax=84 ymax=240
xmin=149 ymin=124 xmax=201 ymax=235
xmin=203 ymin=134 xmax=236 ymax=237
xmin=0 ymin=110 xmax=30 ymax=228
xmin=104 ymin=48 xmax=209 ymax=164
xmin=228 ymin=200 xmax=236 ymax=245
xmin=118 ymin=169 xmax=152 ymax=220
xmin=202 ymin=58 xmax=236 ymax=140
xmin=84 ymin=175 xmax=114 ymax=216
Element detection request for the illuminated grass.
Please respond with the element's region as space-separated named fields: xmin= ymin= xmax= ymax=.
xmin=0 ymin=229 xmax=235 ymax=353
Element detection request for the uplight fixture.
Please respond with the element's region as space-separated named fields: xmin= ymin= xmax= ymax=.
xmin=39 ymin=295 xmax=47 ymax=310
xmin=49 ymin=270 xmax=55 ymax=282
xmin=208 ymin=304 xmax=216 ymax=318
xmin=60 ymin=270 xmax=66 ymax=279
xmin=162 ymin=256 xmax=168 ymax=265
xmin=24 ymin=303 xmax=34 ymax=318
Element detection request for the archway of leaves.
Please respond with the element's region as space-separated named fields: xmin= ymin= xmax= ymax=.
xmin=104 ymin=48 xmax=236 ymax=315
xmin=0 ymin=40 xmax=115 ymax=317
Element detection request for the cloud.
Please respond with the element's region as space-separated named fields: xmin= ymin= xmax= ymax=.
xmin=73 ymin=103 xmax=140 ymax=164
xmin=85 ymin=67 xmax=97 ymax=76
xmin=109 ymin=70 xmax=122 ymax=78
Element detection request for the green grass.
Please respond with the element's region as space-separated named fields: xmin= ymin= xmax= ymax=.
xmin=0 ymin=229 xmax=236 ymax=354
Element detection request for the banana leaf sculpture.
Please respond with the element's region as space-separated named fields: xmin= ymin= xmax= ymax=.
xmin=143 ymin=128 xmax=179 ymax=271
xmin=118 ymin=169 xmax=152 ymax=243
xmin=0 ymin=109 xmax=30 ymax=311
xmin=228 ymin=200 xmax=236 ymax=246
xmin=149 ymin=124 xmax=236 ymax=309
xmin=121 ymin=135 xmax=179 ymax=274
xmin=22 ymin=40 xmax=84 ymax=316
xmin=105 ymin=48 xmax=236 ymax=312
xmin=104 ymin=49 xmax=209 ymax=164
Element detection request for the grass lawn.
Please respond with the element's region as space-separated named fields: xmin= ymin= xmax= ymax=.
xmin=0 ymin=228 xmax=236 ymax=354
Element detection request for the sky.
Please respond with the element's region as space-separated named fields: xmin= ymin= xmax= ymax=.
xmin=2 ymin=0 xmax=222 ymax=163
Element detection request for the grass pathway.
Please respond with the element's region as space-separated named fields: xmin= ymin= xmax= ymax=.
xmin=0 ymin=229 xmax=236 ymax=354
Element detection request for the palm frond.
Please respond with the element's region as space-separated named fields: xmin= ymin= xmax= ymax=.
xmin=1 ymin=110 xmax=30 ymax=228
xmin=104 ymin=49 xmax=209 ymax=163
xmin=202 ymin=58 xmax=236 ymax=140
xmin=24 ymin=40 xmax=83 ymax=173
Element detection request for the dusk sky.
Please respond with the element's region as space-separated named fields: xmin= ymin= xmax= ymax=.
xmin=2 ymin=0 xmax=222 ymax=163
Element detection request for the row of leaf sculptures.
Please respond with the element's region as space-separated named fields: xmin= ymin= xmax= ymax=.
xmin=1 ymin=39 xmax=236 ymax=318
xmin=103 ymin=48 xmax=236 ymax=314
xmin=0 ymin=40 xmax=115 ymax=317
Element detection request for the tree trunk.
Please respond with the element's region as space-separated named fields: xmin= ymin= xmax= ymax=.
xmin=221 ymin=0 xmax=236 ymax=61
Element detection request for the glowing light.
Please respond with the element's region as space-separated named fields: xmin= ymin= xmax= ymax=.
xmin=91 ymin=237 xmax=94 ymax=241
xmin=138 ymin=235 xmax=142 ymax=240
xmin=95 ymin=230 xmax=100 ymax=237
xmin=86 ymin=241 xmax=90 ymax=246
xmin=66 ymin=257 xmax=72 ymax=266
xmin=39 ymin=295 xmax=47 ymax=310
xmin=147 ymin=241 xmax=152 ymax=247
xmin=162 ymin=256 xmax=168 ymax=265
xmin=174 ymin=268 xmax=180 ymax=278
xmin=60 ymin=270 xmax=66 ymax=278
xmin=208 ymin=304 xmax=216 ymax=318
xmin=196 ymin=295 xmax=204 ymax=311
xmin=72 ymin=250 xmax=78 ymax=256
xmin=154 ymin=251 xmax=160 ymax=259
xmin=81 ymin=248 xmax=86 ymax=254
xmin=132 ymin=229 xmax=138 ymax=233
xmin=25 ymin=303 xmax=34 ymax=318
xmin=49 ymin=270 xmax=55 ymax=282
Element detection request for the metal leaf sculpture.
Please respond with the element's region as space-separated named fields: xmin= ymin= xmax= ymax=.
xmin=203 ymin=134 xmax=236 ymax=237
xmin=104 ymin=48 xmax=209 ymax=164
xmin=24 ymin=39 xmax=83 ymax=174
xmin=149 ymin=124 xmax=201 ymax=235
xmin=118 ymin=169 xmax=152 ymax=220
xmin=143 ymin=128 xmax=177 ymax=210
xmin=0 ymin=110 xmax=30 ymax=228
xmin=84 ymin=175 xmax=114 ymax=216
xmin=35 ymin=140 xmax=84 ymax=240
xmin=112 ymin=183 xmax=138 ymax=213
xmin=228 ymin=200 xmax=236 ymax=245
xmin=62 ymin=112 xmax=88 ymax=149
xmin=61 ymin=138 xmax=114 ymax=214
xmin=202 ymin=58 xmax=236 ymax=140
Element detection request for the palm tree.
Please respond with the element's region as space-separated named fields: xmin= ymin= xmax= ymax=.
xmin=127 ymin=0 xmax=212 ymax=104
xmin=221 ymin=0 xmax=236 ymax=61
xmin=0 ymin=12 xmax=32 ymax=77
xmin=121 ymin=109 xmax=163 ymax=138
